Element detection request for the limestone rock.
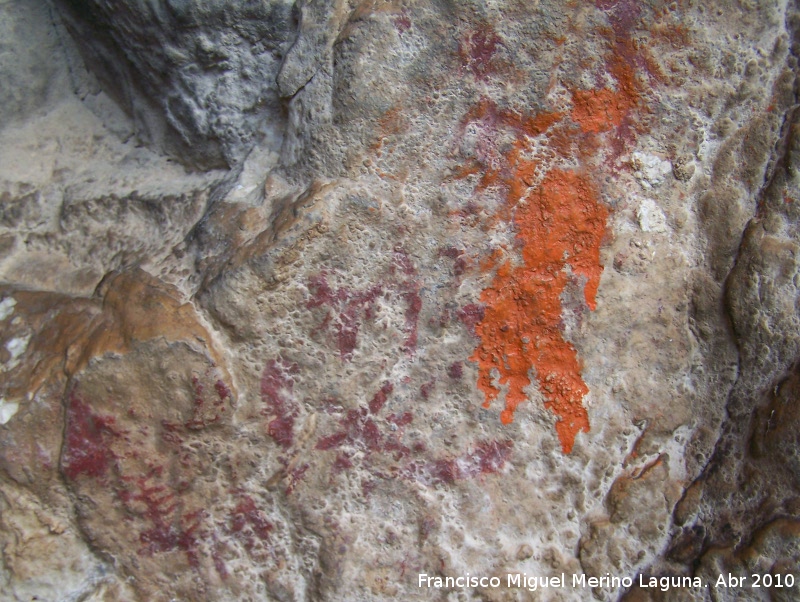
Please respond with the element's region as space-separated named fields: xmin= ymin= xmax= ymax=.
xmin=2 ymin=1 xmax=800 ymax=601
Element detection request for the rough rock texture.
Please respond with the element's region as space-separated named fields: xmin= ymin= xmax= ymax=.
xmin=2 ymin=0 xmax=800 ymax=601
xmin=53 ymin=0 xmax=296 ymax=169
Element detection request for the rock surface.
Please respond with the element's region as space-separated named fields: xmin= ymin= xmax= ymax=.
xmin=2 ymin=0 xmax=800 ymax=600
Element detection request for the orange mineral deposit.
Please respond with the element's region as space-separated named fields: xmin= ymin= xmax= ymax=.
xmin=464 ymin=17 xmax=645 ymax=452
xmin=469 ymin=169 xmax=607 ymax=454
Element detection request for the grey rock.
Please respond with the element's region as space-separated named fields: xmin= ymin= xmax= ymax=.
xmin=53 ymin=0 xmax=298 ymax=169
xmin=2 ymin=0 xmax=800 ymax=601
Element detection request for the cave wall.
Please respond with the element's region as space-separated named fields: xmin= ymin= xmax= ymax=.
xmin=1 ymin=1 xmax=800 ymax=601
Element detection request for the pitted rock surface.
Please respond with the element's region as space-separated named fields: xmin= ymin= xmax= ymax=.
xmin=2 ymin=1 xmax=800 ymax=601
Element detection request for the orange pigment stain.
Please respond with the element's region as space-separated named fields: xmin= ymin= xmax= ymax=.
xmin=466 ymin=44 xmax=642 ymax=453
xmin=469 ymin=169 xmax=607 ymax=454
xmin=571 ymin=87 xmax=627 ymax=134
